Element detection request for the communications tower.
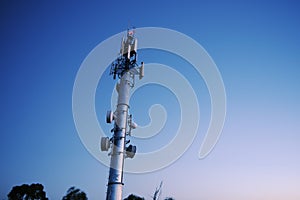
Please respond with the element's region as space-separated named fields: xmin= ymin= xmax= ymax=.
xmin=100 ymin=28 xmax=144 ymax=200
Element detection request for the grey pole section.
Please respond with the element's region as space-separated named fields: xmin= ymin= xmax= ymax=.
xmin=101 ymin=29 xmax=143 ymax=200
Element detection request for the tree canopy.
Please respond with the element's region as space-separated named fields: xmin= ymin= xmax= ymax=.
xmin=8 ymin=183 xmax=48 ymax=200
xmin=124 ymin=194 xmax=145 ymax=200
xmin=8 ymin=183 xmax=174 ymax=199
xmin=62 ymin=186 xmax=88 ymax=200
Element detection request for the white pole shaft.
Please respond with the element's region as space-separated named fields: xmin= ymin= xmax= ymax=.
xmin=106 ymin=72 xmax=132 ymax=200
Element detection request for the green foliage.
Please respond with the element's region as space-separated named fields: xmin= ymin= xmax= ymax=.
xmin=7 ymin=183 xmax=48 ymax=200
xmin=62 ymin=187 xmax=88 ymax=200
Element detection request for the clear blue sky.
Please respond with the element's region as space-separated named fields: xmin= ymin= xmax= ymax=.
xmin=1 ymin=0 xmax=300 ymax=199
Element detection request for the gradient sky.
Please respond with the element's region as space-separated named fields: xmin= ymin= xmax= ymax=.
xmin=1 ymin=1 xmax=300 ymax=199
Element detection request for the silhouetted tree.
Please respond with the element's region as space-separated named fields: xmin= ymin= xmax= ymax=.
xmin=8 ymin=183 xmax=48 ymax=200
xmin=62 ymin=187 xmax=87 ymax=200
xmin=124 ymin=194 xmax=144 ymax=200
xmin=164 ymin=198 xmax=175 ymax=200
